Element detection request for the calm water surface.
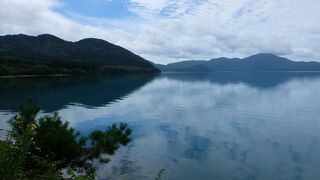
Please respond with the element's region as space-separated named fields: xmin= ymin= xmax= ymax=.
xmin=1 ymin=72 xmax=320 ymax=180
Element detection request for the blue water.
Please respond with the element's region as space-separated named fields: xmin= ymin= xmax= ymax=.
xmin=1 ymin=72 xmax=320 ymax=180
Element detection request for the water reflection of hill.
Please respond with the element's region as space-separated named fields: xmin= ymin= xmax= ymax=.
xmin=0 ymin=74 xmax=157 ymax=112
xmin=162 ymin=72 xmax=320 ymax=88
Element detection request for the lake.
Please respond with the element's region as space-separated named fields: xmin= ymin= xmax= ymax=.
xmin=1 ymin=72 xmax=320 ymax=180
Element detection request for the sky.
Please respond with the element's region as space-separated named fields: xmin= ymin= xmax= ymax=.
xmin=0 ymin=0 xmax=320 ymax=64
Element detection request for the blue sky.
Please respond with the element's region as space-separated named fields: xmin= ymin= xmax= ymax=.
xmin=55 ymin=0 xmax=135 ymax=19
xmin=1 ymin=0 xmax=320 ymax=64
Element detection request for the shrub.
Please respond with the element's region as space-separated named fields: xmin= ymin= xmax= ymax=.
xmin=0 ymin=99 xmax=132 ymax=179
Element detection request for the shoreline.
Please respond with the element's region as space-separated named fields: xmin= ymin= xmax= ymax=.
xmin=0 ymin=71 xmax=161 ymax=79
xmin=0 ymin=74 xmax=72 ymax=79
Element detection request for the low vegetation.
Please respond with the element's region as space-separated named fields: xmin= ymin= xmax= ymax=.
xmin=0 ymin=59 xmax=159 ymax=76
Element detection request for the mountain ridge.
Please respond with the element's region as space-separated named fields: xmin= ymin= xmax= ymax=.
xmin=155 ymin=53 xmax=320 ymax=72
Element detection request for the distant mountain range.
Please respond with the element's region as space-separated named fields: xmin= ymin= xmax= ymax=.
xmin=154 ymin=54 xmax=320 ymax=72
xmin=0 ymin=34 xmax=159 ymax=76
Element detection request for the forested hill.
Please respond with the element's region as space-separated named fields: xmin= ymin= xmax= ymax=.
xmin=0 ymin=34 xmax=159 ymax=76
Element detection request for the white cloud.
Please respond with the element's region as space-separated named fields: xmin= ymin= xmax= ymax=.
xmin=0 ymin=0 xmax=132 ymax=44
xmin=129 ymin=0 xmax=170 ymax=11
xmin=0 ymin=0 xmax=320 ymax=64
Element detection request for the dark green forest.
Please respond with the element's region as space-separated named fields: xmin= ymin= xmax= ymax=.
xmin=0 ymin=34 xmax=160 ymax=76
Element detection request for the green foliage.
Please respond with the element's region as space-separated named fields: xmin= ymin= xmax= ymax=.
xmin=35 ymin=113 xmax=84 ymax=168
xmin=0 ymin=99 xmax=132 ymax=179
xmin=155 ymin=169 xmax=166 ymax=180
xmin=8 ymin=98 xmax=40 ymax=138
xmin=89 ymin=122 xmax=131 ymax=158
xmin=0 ymin=107 xmax=39 ymax=179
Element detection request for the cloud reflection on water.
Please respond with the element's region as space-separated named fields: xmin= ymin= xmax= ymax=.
xmin=1 ymin=72 xmax=320 ymax=179
xmin=59 ymin=73 xmax=320 ymax=180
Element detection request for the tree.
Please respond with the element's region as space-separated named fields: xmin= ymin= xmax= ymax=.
xmin=0 ymin=99 xmax=132 ymax=179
